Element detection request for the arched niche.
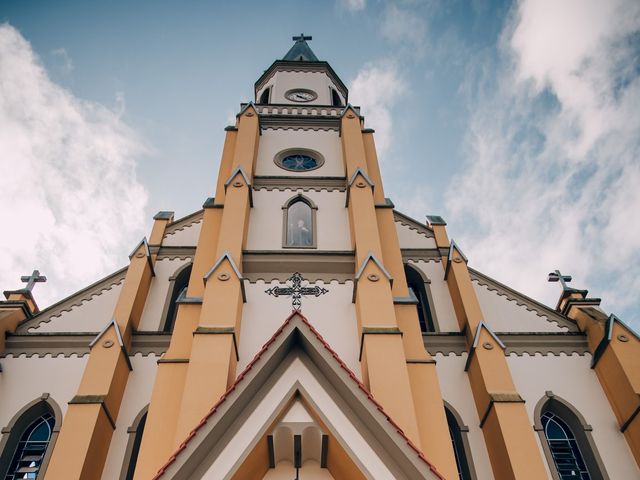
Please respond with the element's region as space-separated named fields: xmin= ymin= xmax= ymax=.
xmin=404 ymin=263 xmax=439 ymax=332
xmin=161 ymin=262 xmax=193 ymax=332
xmin=282 ymin=194 xmax=318 ymax=249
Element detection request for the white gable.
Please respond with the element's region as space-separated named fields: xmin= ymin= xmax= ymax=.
xmin=163 ymin=212 xmax=203 ymax=246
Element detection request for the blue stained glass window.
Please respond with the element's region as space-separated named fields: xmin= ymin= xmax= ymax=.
xmin=281 ymin=154 xmax=317 ymax=171
xmin=6 ymin=413 xmax=55 ymax=480
xmin=542 ymin=411 xmax=591 ymax=479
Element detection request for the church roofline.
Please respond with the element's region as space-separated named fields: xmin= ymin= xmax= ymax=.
xmin=152 ymin=310 xmax=445 ymax=479
xmin=254 ymin=60 xmax=348 ymax=101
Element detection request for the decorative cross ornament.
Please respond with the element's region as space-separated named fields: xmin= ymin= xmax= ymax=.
xmin=265 ymin=272 xmax=328 ymax=311
xmin=292 ymin=33 xmax=312 ymax=42
xmin=548 ymin=270 xmax=572 ymax=291
xmin=20 ymin=270 xmax=47 ymax=292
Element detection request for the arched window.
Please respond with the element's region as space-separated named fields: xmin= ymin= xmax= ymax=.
xmin=162 ymin=263 xmax=192 ymax=332
xmin=331 ymin=88 xmax=342 ymax=107
xmin=259 ymin=87 xmax=271 ymax=104
xmin=120 ymin=407 xmax=147 ymax=480
xmin=404 ymin=264 xmax=437 ymax=332
xmin=445 ymin=404 xmax=476 ymax=480
xmin=283 ymin=196 xmax=317 ymax=249
xmin=0 ymin=396 xmax=61 ymax=480
xmin=535 ymin=393 xmax=607 ymax=480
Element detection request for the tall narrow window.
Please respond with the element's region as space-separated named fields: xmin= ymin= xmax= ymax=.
xmin=259 ymin=87 xmax=271 ymax=104
xmin=163 ymin=264 xmax=192 ymax=332
xmin=121 ymin=409 xmax=147 ymax=480
xmin=535 ymin=394 xmax=607 ymax=480
xmin=445 ymin=407 xmax=474 ymax=480
xmin=283 ymin=196 xmax=317 ymax=248
xmin=0 ymin=398 xmax=60 ymax=480
xmin=404 ymin=264 xmax=436 ymax=332
xmin=331 ymin=88 xmax=342 ymax=107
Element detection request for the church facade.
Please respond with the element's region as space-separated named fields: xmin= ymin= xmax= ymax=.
xmin=1 ymin=36 xmax=639 ymax=480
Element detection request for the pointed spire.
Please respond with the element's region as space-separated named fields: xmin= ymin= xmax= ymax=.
xmin=283 ymin=34 xmax=319 ymax=62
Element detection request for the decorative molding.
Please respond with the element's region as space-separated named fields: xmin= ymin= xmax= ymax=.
xmin=163 ymin=210 xmax=204 ymax=237
xmin=469 ymin=268 xmax=578 ymax=332
xmin=2 ymin=332 xmax=170 ymax=358
xmin=254 ymin=61 xmax=349 ymax=100
xmin=424 ymin=332 xmax=590 ymax=357
xmin=17 ymin=269 xmax=128 ymax=332
xmin=393 ymin=211 xmax=435 ymax=239
xmin=401 ymin=250 xmax=442 ymax=262
xmin=156 ymin=246 xmax=196 ymax=260
xmin=253 ymin=176 xmax=346 ymax=192
xmin=260 ymin=115 xmax=340 ymax=131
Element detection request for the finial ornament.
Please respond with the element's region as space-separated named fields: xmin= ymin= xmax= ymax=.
xmin=265 ymin=272 xmax=328 ymax=311
xmin=20 ymin=270 xmax=47 ymax=292
xmin=547 ymin=270 xmax=572 ymax=291
xmin=292 ymin=33 xmax=312 ymax=42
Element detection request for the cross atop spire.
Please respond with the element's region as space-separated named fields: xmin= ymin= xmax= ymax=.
xmin=20 ymin=270 xmax=47 ymax=292
xmin=292 ymin=33 xmax=312 ymax=42
xmin=283 ymin=34 xmax=319 ymax=62
xmin=547 ymin=270 xmax=572 ymax=291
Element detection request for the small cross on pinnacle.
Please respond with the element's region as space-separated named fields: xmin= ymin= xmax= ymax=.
xmin=20 ymin=270 xmax=47 ymax=292
xmin=548 ymin=270 xmax=572 ymax=291
xmin=292 ymin=33 xmax=312 ymax=42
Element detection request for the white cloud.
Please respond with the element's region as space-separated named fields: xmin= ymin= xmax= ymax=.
xmin=338 ymin=0 xmax=366 ymax=13
xmin=381 ymin=3 xmax=427 ymax=53
xmin=349 ymin=61 xmax=407 ymax=157
xmin=447 ymin=0 xmax=640 ymax=324
xmin=0 ymin=24 xmax=148 ymax=308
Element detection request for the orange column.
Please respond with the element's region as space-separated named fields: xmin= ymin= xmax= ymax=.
xmin=134 ymin=125 xmax=240 ymax=480
xmin=360 ymin=130 xmax=458 ymax=478
xmin=341 ymin=107 xmax=422 ymax=447
xmin=46 ymin=213 xmax=173 ymax=480
xmin=172 ymin=105 xmax=259 ymax=446
xmin=430 ymin=220 xmax=548 ymax=480
xmin=561 ymin=294 xmax=640 ymax=467
xmin=0 ymin=289 xmax=39 ymax=354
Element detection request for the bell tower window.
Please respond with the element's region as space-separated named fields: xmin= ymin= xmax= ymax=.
xmin=331 ymin=88 xmax=342 ymax=107
xmin=259 ymin=87 xmax=271 ymax=104
xmin=283 ymin=195 xmax=317 ymax=249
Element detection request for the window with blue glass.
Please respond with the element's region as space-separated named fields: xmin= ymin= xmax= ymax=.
xmin=542 ymin=411 xmax=590 ymax=479
xmin=274 ymin=149 xmax=324 ymax=172
xmin=5 ymin=413 xmax=55 ymax=480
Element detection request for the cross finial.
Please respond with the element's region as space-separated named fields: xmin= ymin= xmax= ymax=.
xmin=20 ymin=270 xmax=47 ymax=292
xmin=292 ymin=33 xmax=312 ymax=42
xmin=548 ymin=270 xmax=572 ymax=291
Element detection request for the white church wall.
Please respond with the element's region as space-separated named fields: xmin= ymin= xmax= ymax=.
xmin=263 ymin=461 xmax=334 ymax=479
xmin=473 ymin=280 xmax=569 ymax=333
xmin=254 ymin=130 xmax=344 ymax=177
xmin=138 ymin=257 xmax=192 ymax=331
xmin=246 ymin=190 xmax=351 ymax=251
xmin=508 ymin=353 xmax=640 ymax=479
xmin=408 ymin=260 xmax=460 ymax=332
xmin=29 ymin=280 xmax=123 ymax=333
xmin=163 ymin=218 xmax=202 ymax=247
xmin=101 ymin=353 xmax=159 ymax=480
xmin=434 ymin=353 xmax=494 ymax=479
xmin=395 ymin=221 xmax=437 ymax=249
xmin=0 ymin=355 xmax=88 ymax=424
xmin=238 ymin=281 xmax=359 ymax=378
xmin=270 ymin=71 xmax=335 ymax=105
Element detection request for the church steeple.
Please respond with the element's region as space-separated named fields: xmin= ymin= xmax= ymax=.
xmin=283 ymin=34 xmax=319 ymax=61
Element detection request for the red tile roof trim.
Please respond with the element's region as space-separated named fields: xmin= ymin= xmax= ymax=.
xmin=152 ymin=310 xmax=446 ymax=480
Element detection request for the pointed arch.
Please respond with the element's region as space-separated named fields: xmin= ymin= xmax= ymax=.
xmin=443 ymin=401 xmax=477 ymax=480
xmin=534 ymin=392 xmax=609 ymax=480
xmin=282 ymin=194 xmax=317 ymax=249
xmin=259 ymin=86 xmax=271 ymax=104
xmin=330 ymin=88 xmax=342 ymax=107
xmin=404 ymin=263 xmax=439 ymax=332
xmin=161 ymin=262 xmax=193 ymax=332
xmin=119 ymin=405 xmax=148 ymax=480
xmin=0 ymin=394 xmax=62 ymax=479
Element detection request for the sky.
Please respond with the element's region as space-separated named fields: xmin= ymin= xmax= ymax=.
xmin=1 ymin=0 xmax=639 ymax=330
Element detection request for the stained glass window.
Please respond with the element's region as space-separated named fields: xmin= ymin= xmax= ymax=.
xmin=542 ymin=411 xmax=591 ymax=479
xmin=6 ymin=413 xmax=55 ymax=480
xmin=281 ymin=154 xmax=318 ymax=171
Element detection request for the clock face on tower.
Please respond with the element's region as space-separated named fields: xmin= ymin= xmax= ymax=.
xmin=285 ymin=89 xmax=318 ymax=103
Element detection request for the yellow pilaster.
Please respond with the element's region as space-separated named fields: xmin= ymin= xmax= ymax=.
xmin=341 ymin=107 xmax=422 ymax=448
xmin=563 ymin=297 xmax=640 ymax=467
xmin=172 ymin=105 xmax=258 ymax=447
xmin=0 ymin=290 xmax=38 ymax=354
xmin=46 ymin=214 xmax=172 ymax=480
xmin=431 ymin=221 xmax=548 ymax=479
xmin=362 ymin=130 xmax=458 ymax=478
xmin=134 ymin=125 xmax=241 ymax=480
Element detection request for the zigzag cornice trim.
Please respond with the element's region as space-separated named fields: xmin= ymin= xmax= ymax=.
xmin=393 ymin=211 xmax=435 ymax=239
xmin=469 ymin=269 xmax=577 ymax=332
xmin=163 ymin=210 xmax=204 ymax=237
xmin=18 ymin=268 xmax=128 ymax=333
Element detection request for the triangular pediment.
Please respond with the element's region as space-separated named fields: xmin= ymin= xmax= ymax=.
xmin=153 ymin=313 xmax=443 ymax=480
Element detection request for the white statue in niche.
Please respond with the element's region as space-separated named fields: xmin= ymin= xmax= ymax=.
xmin=287 ymin=201 xmax=313 ymax=246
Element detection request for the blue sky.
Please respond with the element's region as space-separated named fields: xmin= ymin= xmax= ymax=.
xmin=1 ymin=0 xmax=639 ymax=329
